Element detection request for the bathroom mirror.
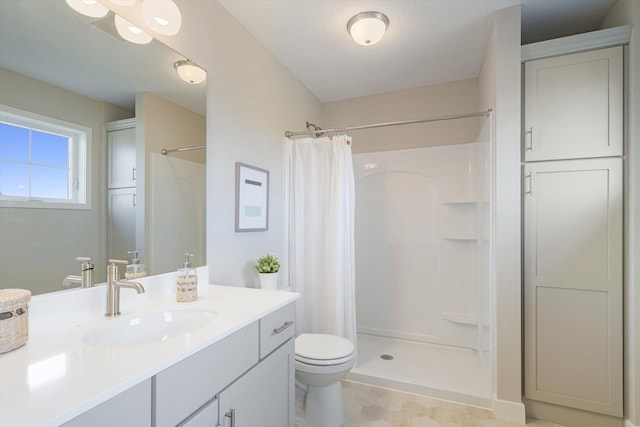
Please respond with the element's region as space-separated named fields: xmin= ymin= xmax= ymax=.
xmin=0 ymin=0 xmax=206 ymax=295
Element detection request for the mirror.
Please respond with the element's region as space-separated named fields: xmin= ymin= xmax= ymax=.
xmin=0 ymin=0 xmax=206 ymax=295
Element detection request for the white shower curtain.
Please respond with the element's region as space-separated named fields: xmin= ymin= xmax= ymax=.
xmin=286 ymin=135 xmax=357 ymax=343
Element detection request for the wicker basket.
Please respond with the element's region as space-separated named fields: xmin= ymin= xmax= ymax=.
xmin=0 ymin=288 xmax=31 ymax=354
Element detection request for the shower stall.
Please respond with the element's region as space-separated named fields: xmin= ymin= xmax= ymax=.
xmin=347 ymin=119 xmax=493 ymax=408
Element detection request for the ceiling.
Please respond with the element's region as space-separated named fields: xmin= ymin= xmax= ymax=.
xmin=218 ymin=0 xmax=617 ymax=102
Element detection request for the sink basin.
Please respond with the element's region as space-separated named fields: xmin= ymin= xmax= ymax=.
xmin=83 ymin=307 xmax=217 ymax=347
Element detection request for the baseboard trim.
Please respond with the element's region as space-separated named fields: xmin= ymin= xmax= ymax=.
xmin=493 ymin=395 xmax=526 ymax=424
xmin=526 ymin=399 xmax=623 ymax=427
xmin=624 ymin=420 xmax=639 ymax=427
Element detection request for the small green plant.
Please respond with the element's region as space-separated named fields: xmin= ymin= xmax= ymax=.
xmin=256 ymin=254 xmax=280 ymax=273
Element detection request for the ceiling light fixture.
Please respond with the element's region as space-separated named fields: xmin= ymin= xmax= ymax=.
xmin=65 ymin=0 xmax=109 ymax=18
xmin=141 ymin=0 xmax=182 ymax=36
xmin=174 ymin=60 xmax=207 ymax=85
xmin=114 ymin=14 xmax=153 ymax=44
xmin=347 ymin=11 xmax=389 ymax=46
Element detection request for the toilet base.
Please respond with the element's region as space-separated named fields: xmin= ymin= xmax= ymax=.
xmin=304 ymin=381 xmax=345 ymax=427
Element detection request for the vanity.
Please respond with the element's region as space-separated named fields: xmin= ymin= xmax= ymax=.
xmin=0 ymin=267 xmax=298 ymax=427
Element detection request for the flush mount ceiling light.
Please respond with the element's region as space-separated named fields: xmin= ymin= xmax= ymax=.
xmin=142 ymin=0 xmax=182 ymax=36
xmin=65 ymin=0 xmax=109 ymax=18
xmin=174 ymin=60 xmax=207 ymax=85
xmin=347 ymin=11 xmax=389 ymax=46
xmin=115 ymin=14 xmax=153 ymax=44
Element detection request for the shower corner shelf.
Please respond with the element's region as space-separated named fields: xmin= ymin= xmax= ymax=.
xmin=441 ymin=233 xmax=488 ymax=241
xmin=442 ymin=312 xmax=479 ymax=325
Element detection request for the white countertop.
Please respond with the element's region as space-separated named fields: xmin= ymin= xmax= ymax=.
xmin=0 ymin=267 xmax=298 ymax=427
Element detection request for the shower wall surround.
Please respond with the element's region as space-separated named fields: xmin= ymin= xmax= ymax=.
xmin=353 ymin=138 xmax=490 ymax=376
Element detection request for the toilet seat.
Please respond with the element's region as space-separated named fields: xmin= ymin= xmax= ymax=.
xmin=295 ymin=333 xmax=355 ymax=366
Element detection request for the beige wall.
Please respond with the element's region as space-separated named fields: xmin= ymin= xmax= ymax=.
xmin=322 ymin=79 xmax=480 ymax=153
xmin=0 ymin=68 xmax=132 ymax=294
xmin=478 ymin=6 xmax=525 ymax=423
xmin=135 ymin=92 xmax=206 ymax=273
xmin=140 ymin=92 xmax=206 ymax=165
xmin=599 ymin=2 xmax=640 ymax=425
xmin=112 ymin=1 xmax=323 ymax=287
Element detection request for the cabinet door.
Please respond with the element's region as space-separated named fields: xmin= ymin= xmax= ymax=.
xmin=180 ymin=398 xmax=218 ymax=427
xmin=62 ymin=379 xmax=151 ymax=427
xmin=524 ymin=47 xmax=622 ymax=161
xmin=108 ymin=126 xmax=136 ymax=189
xmin=107 ymin=187 xmax=136 ymax=261
xmin=524 ymin=158 xmax=622 ymax=417
xmin=219 ymin=339 xmax=294 ymax=427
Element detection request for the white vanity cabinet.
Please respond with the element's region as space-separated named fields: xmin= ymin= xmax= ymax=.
xmin=62 ymin=379 xmax=152 ymax=427
xmin=155 ymin=301 xmax=296 ymax=427
xmin=219 ymin=339 xmax=294 ymax=427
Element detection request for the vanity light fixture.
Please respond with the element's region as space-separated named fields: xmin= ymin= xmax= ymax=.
xmin=347 ymin=11 xmax=389 ymax=46
xmin=141 ymin=0 xmax=182 ymax=36
xmin=174 ymin=60 xmax=207 ymax=85
xmin=107 ymin=0 xmax=136 ymax=5
xmin=65 ymin=0 xmax=109 ymax=18
xmin=114 ymin=14 xmax=153 ymax=44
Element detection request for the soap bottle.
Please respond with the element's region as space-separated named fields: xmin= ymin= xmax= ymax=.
xmin=177 ymin=253 xmax=197 ymax=302
xmin=125 ymin=250 xmax=147 ymax=279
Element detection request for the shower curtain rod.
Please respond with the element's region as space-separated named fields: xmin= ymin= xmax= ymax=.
xmin=284 ymin=109 xmax=492 ymax=138
xmin=161 ymin=145 xmax=206 ymax=155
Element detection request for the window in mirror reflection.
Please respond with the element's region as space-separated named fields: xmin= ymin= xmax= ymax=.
xmin=0 ymin=106 xmax=90 ymax=209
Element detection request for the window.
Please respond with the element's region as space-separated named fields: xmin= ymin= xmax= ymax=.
xmin=0 ymin=106 xmax=91 ymax=209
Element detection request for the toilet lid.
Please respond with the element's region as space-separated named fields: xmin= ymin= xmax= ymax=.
xmin=295 ymin=333 xmax=355 ymax=365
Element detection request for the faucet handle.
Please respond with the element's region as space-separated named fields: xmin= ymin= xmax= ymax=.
xmin=76 ymin=257 xmax=93 ymax=270
xmin=108 ymin=259 xmax=128 ymax=265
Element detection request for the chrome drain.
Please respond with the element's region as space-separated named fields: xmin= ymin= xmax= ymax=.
xmin=380 ymin=354 xmax=394 ymax=360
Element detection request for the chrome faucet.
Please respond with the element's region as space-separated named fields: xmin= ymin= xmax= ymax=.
xmin=105 ymin=259 xmax=145 ymax=317
xmin=63 ymin=257 xmax=94 ymax=288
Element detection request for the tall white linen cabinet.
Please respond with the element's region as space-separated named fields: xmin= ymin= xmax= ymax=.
xmin=522 ymin=28 xmax=630 ymax=427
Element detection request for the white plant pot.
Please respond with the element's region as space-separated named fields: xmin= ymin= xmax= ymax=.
xmin=258 ymin=272 xmax=278 ymax=290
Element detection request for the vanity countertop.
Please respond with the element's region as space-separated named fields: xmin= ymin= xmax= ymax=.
xmin=0 ymin=267 xmax=298 ymax=427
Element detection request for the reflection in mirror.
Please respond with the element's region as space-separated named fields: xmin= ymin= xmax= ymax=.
xmin=0 ymin=0 xmax=206 ymax=295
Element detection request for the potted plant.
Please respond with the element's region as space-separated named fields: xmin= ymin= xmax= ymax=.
xmin=256 ymin=254 xmax=280 ymax=290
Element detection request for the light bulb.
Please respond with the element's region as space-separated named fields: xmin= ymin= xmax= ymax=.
xmin=141 ymin=0 xmax=181 ymax=36
xmin=115 ymin=14 xmax=153 ymax=44
xmin=65 ymin=0 xmax=109 ymax=18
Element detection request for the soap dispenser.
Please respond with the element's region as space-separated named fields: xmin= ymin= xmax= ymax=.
xmin=125 ymin=250 xmax=147 ymax=279
xmin=177 ymin=253 xmax=197 ymax=302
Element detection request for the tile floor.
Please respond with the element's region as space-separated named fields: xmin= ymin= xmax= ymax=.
xmin=296 ymin=380 xmax=568 ymax=427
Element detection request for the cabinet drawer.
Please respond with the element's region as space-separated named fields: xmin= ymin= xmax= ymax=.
xmin=179 ymin=398 xmax=218 ymax=427
xmin=155 ymin=322 xmax=259 ymax=427
xmin=260 ymin=302 xmax=295 ymax=358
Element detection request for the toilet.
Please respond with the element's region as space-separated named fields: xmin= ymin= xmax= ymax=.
xmin=295 ymin=333 xmax=356 ymax=427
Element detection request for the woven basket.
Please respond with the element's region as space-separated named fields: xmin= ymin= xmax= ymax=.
xmin=0 ymin=288 xmax=31 ymax=354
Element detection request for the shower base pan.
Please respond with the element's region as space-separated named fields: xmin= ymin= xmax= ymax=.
xmin=347 ymin=333 xmax=492 ymax=409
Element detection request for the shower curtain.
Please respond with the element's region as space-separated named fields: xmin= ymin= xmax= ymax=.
xmin=286 ymin=135 xmax=357 ymax=343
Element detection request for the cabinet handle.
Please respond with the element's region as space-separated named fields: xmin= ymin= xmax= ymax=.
xmin=525 ymin=127 xmax=533 ymax=151
xmin=525 ymin=173 xmax=533 ymax=195
xmin=132 ymin=193 xmax=137 ymax=207
xmin=132 ymin=167 xmax=137 ymax=181
xmin=272 ymin=321 xmax=294 ymax=335
xmin=225 ymin=409 xmax=235 ymax=427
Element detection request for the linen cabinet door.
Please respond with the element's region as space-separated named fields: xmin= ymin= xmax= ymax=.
xmin=524 ymin=46 xmax=622 ymax=161
xmin=218 ymin=339 xmax=294 ymax=427
xmin=523 ymin=158 xmax=623 ymax=420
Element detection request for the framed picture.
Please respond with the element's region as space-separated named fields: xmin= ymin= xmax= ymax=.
xmin=235 ymin=162 xmax=269 ymax=232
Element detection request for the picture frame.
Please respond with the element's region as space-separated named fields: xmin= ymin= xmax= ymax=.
xmin=235 ymin=162 xmax=269 ymax=232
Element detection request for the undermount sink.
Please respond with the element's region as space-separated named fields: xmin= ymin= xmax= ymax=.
xmin=83 ymin=307 xmax=217 ymax=347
